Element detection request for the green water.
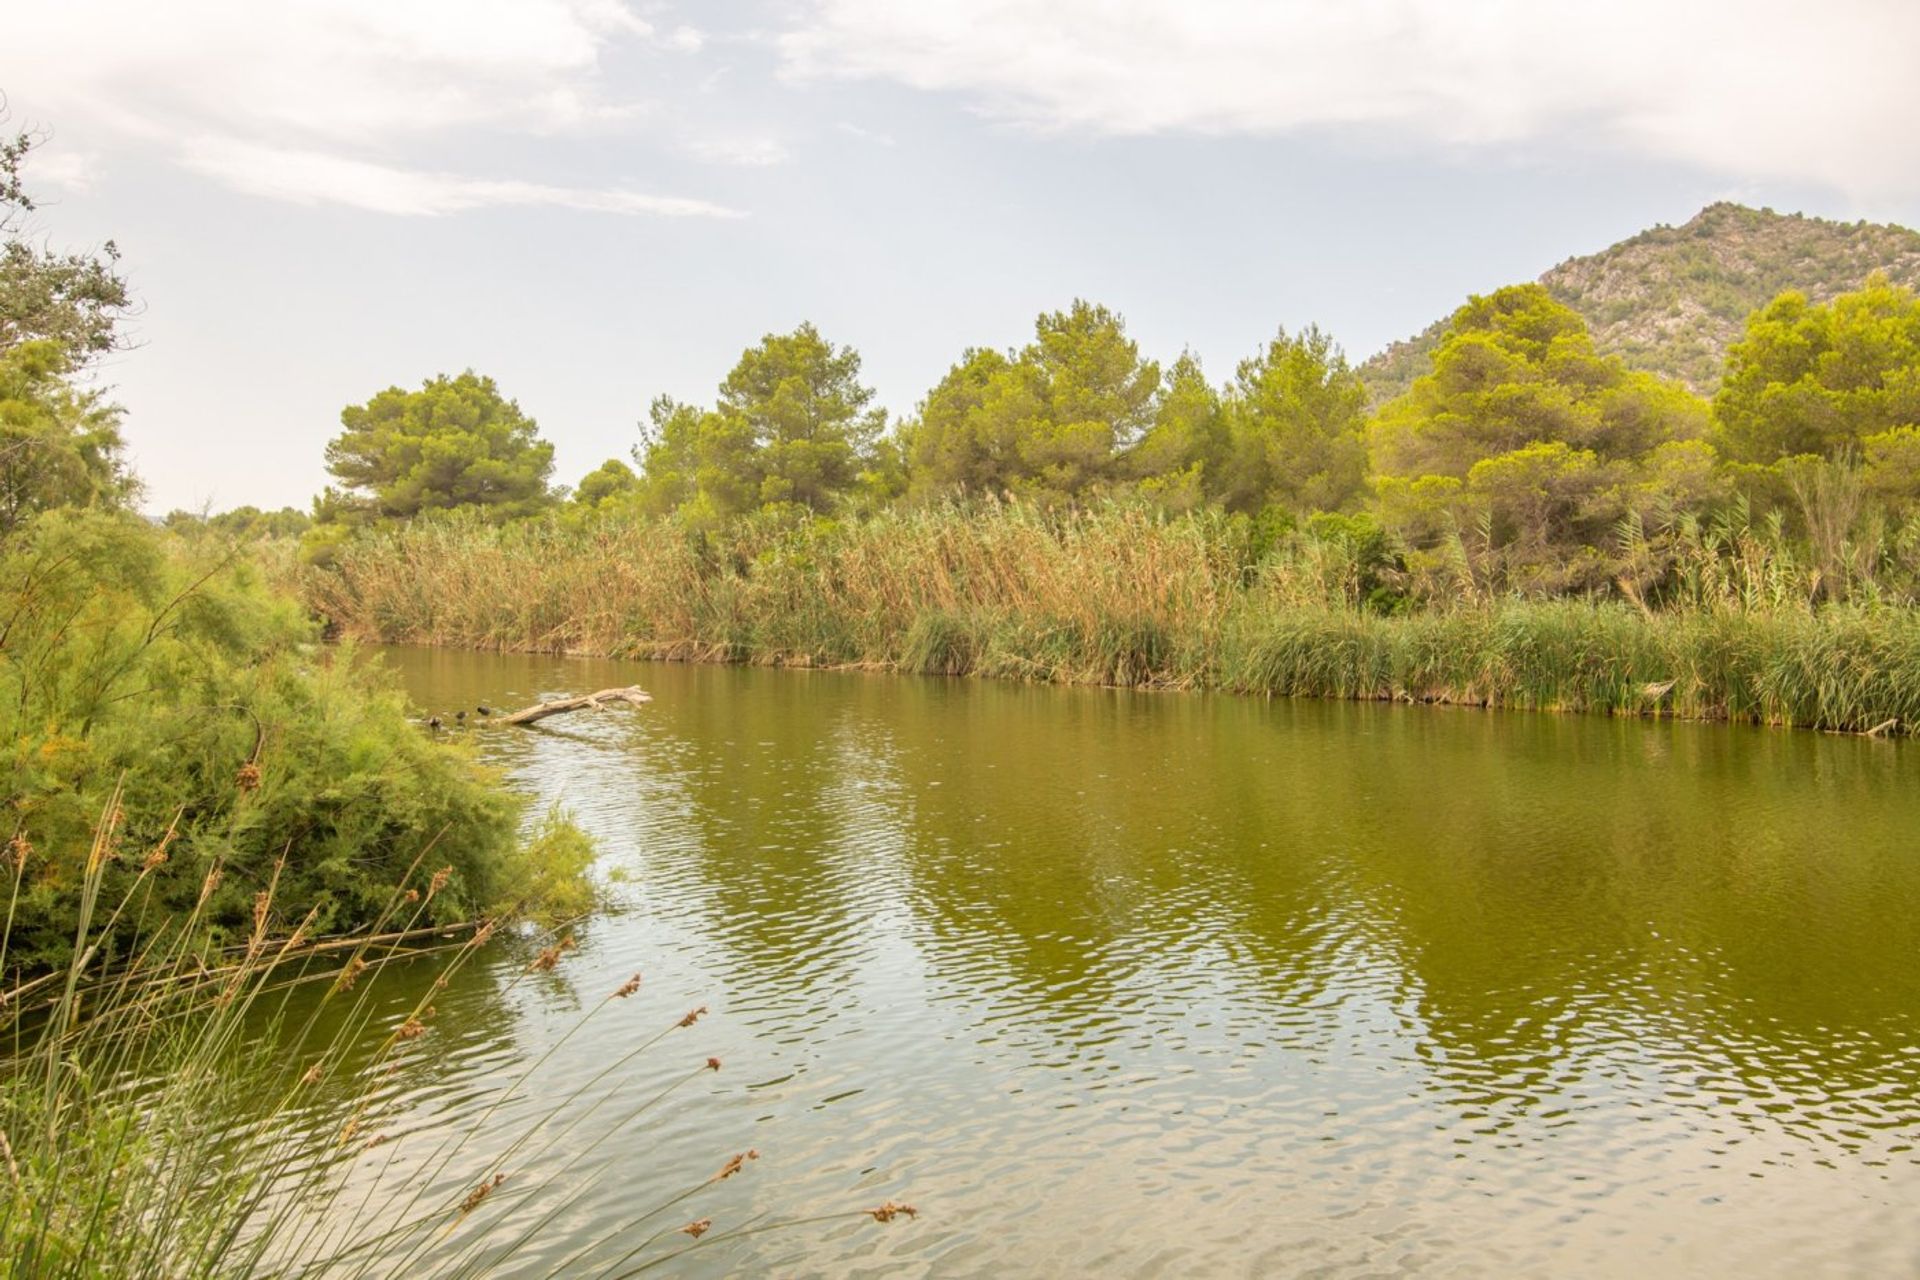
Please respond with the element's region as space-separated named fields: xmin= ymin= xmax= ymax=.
xmin=362 ymin=647 xmax=1920 ymax=1276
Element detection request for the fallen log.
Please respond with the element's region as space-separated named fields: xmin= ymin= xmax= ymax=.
xmin=499 ymin=686 xmax=653 ymax=726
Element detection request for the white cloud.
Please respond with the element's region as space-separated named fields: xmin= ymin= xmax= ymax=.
xmin=836 ymin=121 xmax=896 ymax=148
xmin=7 ymin=0 xmax=733 ymax=215
xmin=18 ymin=146 xmax=103 ymax=195
xmin=663 ymin=25 xmax=706 ymax=54
xmin=179 ymin=137 xmax=742 ymax=217
xmin=686 ymin=137 xmax=792 ymax=167
xmin=780 ymin=0 xmax=1920 ymax=196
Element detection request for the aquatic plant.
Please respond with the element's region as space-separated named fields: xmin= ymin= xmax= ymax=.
xmin=308 ymin=500 xmax=1920 ymax=736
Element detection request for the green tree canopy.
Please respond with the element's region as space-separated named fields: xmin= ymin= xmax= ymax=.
xmin=909 ymin=300 xmax=1160 ymax=501
xmin=573 ymin=457 xmax=640 ymax=508
xmin=0 ymin=131 xmax=136 ymax=535
xmin=1367 ymin=285 xmax=1714 ymax=594
xmin=1 ymin=128 xmax=132 ymax=364
xmin=319 ymin=371 xmax=556 ymax=526
xmin=634 ymin=323 xmax=882 ymax=520
xmin=1714 ymin=275 xmax=1920 ymax=464
xmin=164 ymin=504 xmax=311 ymax=541
xmin=0 ymin=340 xmax=136 ymax=534
xmin=1214 ymin=325 xmax=1368 ymax=514
xmin=1127 ymin=352 xmax=1228 ymax=512
xmin=1370 ymin=284 xmax=1707 ymax=480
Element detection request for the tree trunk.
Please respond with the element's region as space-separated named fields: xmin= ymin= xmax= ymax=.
xmin=499 ymin=686 xmax=652 ymax=726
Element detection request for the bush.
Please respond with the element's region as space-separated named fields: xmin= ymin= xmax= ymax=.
xmin=0 ymin=511 xmax=582 ymax=970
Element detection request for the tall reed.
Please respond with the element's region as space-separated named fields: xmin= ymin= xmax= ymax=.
xmin=305 ymin=502 xmax=1920 ymax=736
xmin=0 ymin=794 xmax=915 ymax=1277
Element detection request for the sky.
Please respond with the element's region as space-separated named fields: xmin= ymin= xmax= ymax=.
xmin=5 ymin=0 xmax=1919 ymax=514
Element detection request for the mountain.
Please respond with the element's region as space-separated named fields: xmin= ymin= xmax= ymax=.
xmin=1360 ymin=203 xmax=1920 ymax=401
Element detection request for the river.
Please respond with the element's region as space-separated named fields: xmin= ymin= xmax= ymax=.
xmin=351 ymin=646 xmax=1920 ymax=1277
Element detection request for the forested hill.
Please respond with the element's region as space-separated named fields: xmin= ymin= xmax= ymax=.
xmin=1360 ymin=202 xmax=1920 ymax=400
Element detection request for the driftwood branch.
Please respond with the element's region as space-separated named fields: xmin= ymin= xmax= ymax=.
xmin=499 ymin=686 xmax=652 ymax=726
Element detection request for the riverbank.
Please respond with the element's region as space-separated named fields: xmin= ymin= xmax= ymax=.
xmin=304 ymin=505 xmax=1920 ymax=737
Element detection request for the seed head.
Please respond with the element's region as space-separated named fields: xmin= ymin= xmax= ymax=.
xmin=235 ymin=761 xmax=262 ymax=793
xmin=710 ymin=1150 xmax=759 ymax=1183
xmin=614 ymin=973 xmax=642 ymax=999
xmin=427 ymin=866 xmax=452 ymax=898
xmin=678 ymin=1004 xmax=708 ymax=1028
xmin=706 ymin=1057 xmax=722 ymax=1071
xmin=458 ymin=1173 xmax=504 ymax=1218
xmin=866 ymin=1201 xmax=918 ymax=1223
xmin=396 ymin=1017 xmax=427 ymax=1041
xmin=680 ymin=1218 xmax=711 ymax=1240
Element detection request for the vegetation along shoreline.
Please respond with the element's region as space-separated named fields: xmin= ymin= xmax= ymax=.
xmin=306 ymin=500 xmax=1920 ymax=738
xmin=278 ymin=208 xmax=1920 ymax=741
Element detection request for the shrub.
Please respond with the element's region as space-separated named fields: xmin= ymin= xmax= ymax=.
xmin=0 ymin=511 xmax=583 ymax=970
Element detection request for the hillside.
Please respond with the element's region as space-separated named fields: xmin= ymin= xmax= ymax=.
xmin=1360 ymin=203 xmax=1920 ymax=401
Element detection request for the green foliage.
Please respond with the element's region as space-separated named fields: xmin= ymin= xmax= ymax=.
xmin=1301 ymin=511 xmax=1404 ymax=611
xmin=319 ymin=371 xmax=557 ymax=529
xmin=901 ymin=346 xmax=1029 ymax=498
xmin=0 ymin=511 xmax=578 ymax=970
xmin=634 ymin=323 xmax=884 ymax=521
xmin=312 ymin=499 xmax=1920 ymax=734
xmin=1371 ymin=285 xmax=1707 ymax=480
xmin=1215 ymin=325 xmax=1368 ymax=514
xmin=0 ymin=340 xmax=136 ymax=533
xmin=1127 ymin=352 xmax=1228 ymax=512
xmin=0 ymin=128 xmax=133 ymax=365
xmin=1714 ymin=276 xmax=1920 ymax=464
xmin=494 ymin=803 xmax=600 ymax=924
xmin=572 ymin=456 xmax=640 ymax=508
xmin=908 ymin=300 xmax=1160 ymax=502
xmin=1462 ymin=441 xmax=1624 ymax=594
xmin=1864 ymin=426 xmax=1920 ymax=515
xmin=1366 ymin=286 xmax=1714 ymax=594
xmin=165 ymin=504 xmax=312 ymax=541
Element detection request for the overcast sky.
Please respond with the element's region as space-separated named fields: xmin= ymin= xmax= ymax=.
xmin=7 ymin=0 xmax=1919 ymax=513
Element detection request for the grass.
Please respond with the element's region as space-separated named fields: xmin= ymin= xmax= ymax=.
xmin=304 ymin=501 xmax=1920 ymax=736
xmin=0 ymin=791 xmax=917 ymax=1278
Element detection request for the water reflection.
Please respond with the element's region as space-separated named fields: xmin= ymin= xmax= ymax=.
xmin=357 ymin=647 xmax=1920 ymax=1276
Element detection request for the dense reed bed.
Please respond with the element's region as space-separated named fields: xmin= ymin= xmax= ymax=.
xmin=304 ymin=503 xmax=1920 ymax=736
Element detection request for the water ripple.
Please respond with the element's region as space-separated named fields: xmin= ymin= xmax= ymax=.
xmin=310 ymin=649 xmax=1920 ymax=1277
